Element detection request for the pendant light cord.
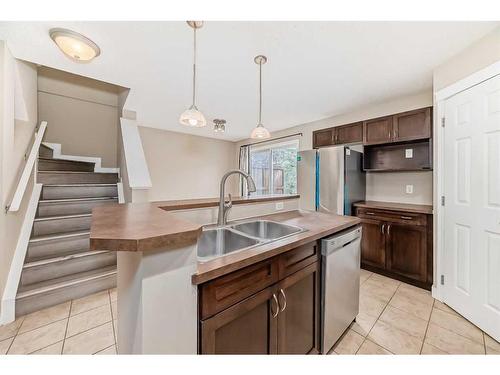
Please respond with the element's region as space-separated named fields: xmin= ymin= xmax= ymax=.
xmin=192 ymin=27 xmax=197 ymax=107
xmin=258 ymin=61 xmax=262 ymax=125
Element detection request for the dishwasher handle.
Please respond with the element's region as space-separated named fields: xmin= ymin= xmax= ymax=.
xmin=321 ymin=227 xmax=361 ymax=256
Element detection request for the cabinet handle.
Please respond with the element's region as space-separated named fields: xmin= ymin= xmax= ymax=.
xmin=278 ymin=289 xmax=287 ymax=312
xmin=400 ymin=216 xmax=413 ymax=220
xmin=387 ymin=224 xmax=391 ymax=236
xmin=271 ymin=294 xmax=279 ymax=318
xmin=381 ymin=224 xmax=385 ymax=234
xmin=366 ymin=212 xmax=375 ymax=215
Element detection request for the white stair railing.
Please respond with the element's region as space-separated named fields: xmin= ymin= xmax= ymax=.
xmin=5 ymin=121 xmax=47 ymax=212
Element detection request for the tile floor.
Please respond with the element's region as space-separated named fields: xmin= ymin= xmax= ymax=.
xmin=331 ymin=269 xmax=500 ymax=355
xmin=0 ymin=288 xmax=117 ymax=355
xmin=1 ymin=271 xmax=499 ymax=355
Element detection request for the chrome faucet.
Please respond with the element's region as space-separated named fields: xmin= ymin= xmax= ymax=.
xmin=218 ymin=170 xmax=256 ymax=226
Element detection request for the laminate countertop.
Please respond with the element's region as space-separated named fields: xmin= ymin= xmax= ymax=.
xmin=192 ymin=210 xmax=360 ymax=285
xmin=353 ymin=201 xmax=433 ymax=215
xmin=90 ymin=195 xmax=300 ymax=252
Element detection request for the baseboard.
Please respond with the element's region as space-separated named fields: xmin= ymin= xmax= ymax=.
xmin=42 ymin=142 xmax=120 ymax=174
xmin=0 ymin=183 xmax=42 ymax=325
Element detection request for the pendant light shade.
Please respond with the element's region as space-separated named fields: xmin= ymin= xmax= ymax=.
xmin=179 ymin=21 xmax=206 ymax=127
xmin=251 ymin=55 xmax=271 ymax=139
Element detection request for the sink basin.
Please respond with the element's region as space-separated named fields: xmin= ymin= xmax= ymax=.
xmin=197 ymin=228 xmax=260 ymax=261
xmin=230 ymin=220 xmax=303 ymax=240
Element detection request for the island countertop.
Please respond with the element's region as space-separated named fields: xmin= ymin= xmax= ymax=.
xmin=192 ymin=210 xmax=360 ymax=285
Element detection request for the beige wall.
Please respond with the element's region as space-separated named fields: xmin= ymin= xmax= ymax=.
xmin=37 ymin=67 xmax=125 ymax=168
xmin=138 ymin=126 xmax=238 ymax=202
xmin=0 ymin=42 xmax=38 ymax=316
xmin=235 ymin=90 xmax=434 ymax=206
xmin=433 ymin=26 xmax=500 ymax=91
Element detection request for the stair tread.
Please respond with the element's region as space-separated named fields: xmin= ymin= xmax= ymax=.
xmin=23 ymin=250 xmax=110 ymax=269
xmin=39 ymin=171 xmax=117 ymax=174
xmin=39 ymin=197 xmax=118 ymax=204
xmin=29 ymin=230 xmax=90 ymax=243
xmin=34 ymin=213 xmax=92 ymax=222
xmin=17 ymin=265 xmax=117 ymax=298
xmin=38 ymin=157 xmax=95 ymax=165
xmin=43 ymin=183 xmax=118 ymax=187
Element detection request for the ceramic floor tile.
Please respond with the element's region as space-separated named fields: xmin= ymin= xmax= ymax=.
xmin=0 ymin=316 xmax=24 ymax=341
xmin=398 ymin=282 xmax=431 ymax=297
xmin=433 ymin=300 xmax=460 ymax=317
xmin=66 ymin=304 xmax=112 ymax=338
xmin=389 ymin=288 xmax=433 ymax=321
xmin=360 ymin=278 xmax=398 ymax=303
xmin=8 ymin=319 xmax=67 ymax=354
xmin=63 ymin=322 xmax=115 ymax=355
xmin=484 ymin=334 xmax=500 ymax=354
xmin=369 ymin=273 xmax=401 ymax=289
xmin=111 ymin=301 xmax=118 ymax=320
xmin=379 ymin=305 xmax=428 ymax=339
xmin=109 ymin=288 xmax=117 ymax=302
xmin=359 ymin=293 xmax=388 ymax=317
xmin=351 ymin=312 xmax=378 ymax=337
xmin=96 ymin=344 xmax=117 ymax=355
xmin=360 ymin=269 xmax=372 ymax=284
xmin=333 ymin=329 xmax=364 ymax=354
xmin=356 ymin=339 xmax=392 ymax=354
xmin=368 ymin=320 xmax=422 ymax=354
xmin=71 ymin=291 xmax=110 ymax=316
xmin=425 ymin=323 xmax=485 ymax=354
xmin=430 ymin=308 xmax=483 ymax=344
xmin=31 ymin=341 xmax=64 ymax=355
xmin=18 ymin=302 xmax=70 ymax=334
xmin=421 ymin=342 xmax=448 ymax=354
xmin=0 ymin=337 xmax=13 ymax=355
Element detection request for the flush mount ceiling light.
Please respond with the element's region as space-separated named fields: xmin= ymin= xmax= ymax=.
xmin=49 ymin=28 xmax=100 ymax=62
xmin=179 ymin=21 xmax=207 ymax=128
xmin=213 ymin=119 xmax=226 ymax=133
xmin=250 ymin=55 xmax=271 ymax=139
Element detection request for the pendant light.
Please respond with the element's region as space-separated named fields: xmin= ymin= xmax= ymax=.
xmin=179 ymin=21 xmax=207 ymax=127
xmin=213 ymin=119 xmax=226 ymax=133
xmin=250 ymin=55 xmax=271 ymax=139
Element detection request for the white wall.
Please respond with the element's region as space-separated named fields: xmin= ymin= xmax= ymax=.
xmin=235 ymin=90 xmax=434 ymax=205
xmin=138 ymin=126 xmax=238 ymax=202
xmin=0 ymin=42 xmax=38 ymax=317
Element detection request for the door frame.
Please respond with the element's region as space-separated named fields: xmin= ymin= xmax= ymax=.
xmin=433 ymin=60 xmax=500 ymax=301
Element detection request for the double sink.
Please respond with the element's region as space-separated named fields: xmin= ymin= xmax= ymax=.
xmin=198 ymin=220 xmax=305 ymax=261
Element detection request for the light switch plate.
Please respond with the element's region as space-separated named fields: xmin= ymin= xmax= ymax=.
xmin=275 ymin=202 xmax=284 ymax=210
xmin=405 ymin=149 xmax=413 ymax=158
xmin=406 ymin=185 xmax=414 ymax=194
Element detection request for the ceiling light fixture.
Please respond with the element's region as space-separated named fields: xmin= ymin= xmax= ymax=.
xmin=250 ymin=55 xmax=271 ymax=139
xmin=49 ymin=28 xmax=100 ymax=62
xmin=179 ymin=21 xmax=207 ymax=128
xmin=213 ymin=119 xmax=226 ymax=133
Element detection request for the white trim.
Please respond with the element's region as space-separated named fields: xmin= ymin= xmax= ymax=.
xmin=433 ymin=59 xmax=500 ymax=302
xmin=7 ymin=122 xmax=46 ymax=212
xmin=120 ymin=118 xmax=152 ymax=190
xmin=42 ymin=142 xmax=119 ymax=174
xmin=0 ymin=183 xmax=42 ymax=325
xmin=435 ymin=60 xmax=500 ymax=101
xmin=117 ymin=182 xmax=125 ymax=204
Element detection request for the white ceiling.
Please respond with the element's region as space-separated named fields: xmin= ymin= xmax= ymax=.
xmin=0 ymin=21 xmax=498 ymax=141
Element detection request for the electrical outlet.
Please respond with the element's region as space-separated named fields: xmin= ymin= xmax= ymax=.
xmin=405 ymin=148 xmax=413 ymax=158
xmin=406 ymin=185 xmax=414 ymax=194
xmin=275 ymin=202 xmax=284 ymax=210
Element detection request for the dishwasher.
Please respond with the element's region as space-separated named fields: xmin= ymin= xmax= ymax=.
xmin=321 ymin=226 xmax=362 ymax=354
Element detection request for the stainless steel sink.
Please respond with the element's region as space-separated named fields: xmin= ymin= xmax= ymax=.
xmin=230 ymin=220 xmax=303 ymax=240
xmin=197 ymin=228 xmax=260 ymax=261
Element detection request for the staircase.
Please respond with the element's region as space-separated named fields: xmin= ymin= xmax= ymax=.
xmin=15 ymin=144 xmax=118 ymax=317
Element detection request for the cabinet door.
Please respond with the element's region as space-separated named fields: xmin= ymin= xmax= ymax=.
xmin=360 ymin=218 xmax=386 ymax=268
xmin=200 ymin=286 xmax=278 ymax=354
xmin=392 ymin=107 xmax=431 ymax=142
xmin=313 ymin=128 xmax=334 ymax=148
xmin=385 ymin=222 xmax=427 ymax=282
xmin=363 ymin=116 xmax=393 ymax=145
xmin=277 ymin=262 xmax=320 ymax=354
xmin=335 ymin=122 xmax=363 ymax=144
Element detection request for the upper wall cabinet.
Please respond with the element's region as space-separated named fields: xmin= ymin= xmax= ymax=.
xmin=312 ymin=107 xmax=432 ymax=149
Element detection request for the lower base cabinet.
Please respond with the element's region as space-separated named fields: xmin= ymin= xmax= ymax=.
xmin=199 ymin=243 xmax=320 ymax=354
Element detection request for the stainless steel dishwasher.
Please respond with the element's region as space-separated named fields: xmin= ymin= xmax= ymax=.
xmin=321 ymin=226 xmax=361 ymax=354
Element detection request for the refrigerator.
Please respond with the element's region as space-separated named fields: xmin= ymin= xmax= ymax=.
xmin=297 ymin=146 xmax=365 ymax=216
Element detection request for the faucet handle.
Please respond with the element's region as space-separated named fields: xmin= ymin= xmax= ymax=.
xmin=225 ymin=194 xmax=233 ymax=208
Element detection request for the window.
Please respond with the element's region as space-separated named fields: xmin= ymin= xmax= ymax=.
xmin=249 ymin=139 xmax=299 ymax=196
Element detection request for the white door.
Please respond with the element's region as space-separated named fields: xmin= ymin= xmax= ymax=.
xmin=443 ymin=73 xmax=500 ymax=341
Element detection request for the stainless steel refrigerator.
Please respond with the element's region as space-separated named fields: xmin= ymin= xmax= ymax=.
xmin=297 ymin=146 xmax=365 ymax=215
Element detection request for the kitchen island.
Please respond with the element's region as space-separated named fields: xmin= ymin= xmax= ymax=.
xmin=90 ymin=196 xmax=360 ymax=354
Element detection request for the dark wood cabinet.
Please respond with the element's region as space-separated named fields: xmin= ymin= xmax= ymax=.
xmin=355 ymin=204 xmax=433 ymax=290
xmin=335 ymin=122 xmax=363 ymax=145
xmin=313 ymin=129 xmax=333 ymax=148
xmin=363 ymin=116 xmax=393 ymax=145
xmin=199 ymin=241 xmax=321 ymax=354
xmin=392 ymin=107 xmax=431 ymax=143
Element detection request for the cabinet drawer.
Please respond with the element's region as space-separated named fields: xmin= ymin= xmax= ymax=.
xmin=200 ymin=259 xmax=279 ymax=319
xmin=278 ymin=242 xmax=319 ymax=279
xmin=355 ymin=208 xmax=427 ymax=226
